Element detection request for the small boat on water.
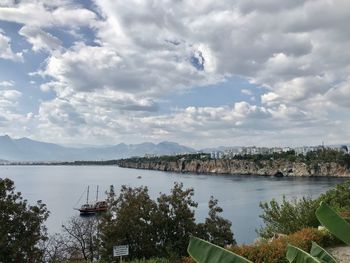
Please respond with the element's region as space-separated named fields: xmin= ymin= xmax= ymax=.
xmin=75 ymin=186 xmax=108 ymax=215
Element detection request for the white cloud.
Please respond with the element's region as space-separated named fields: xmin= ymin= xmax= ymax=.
xmin=0 ymin=89 xmax=22 ymax=112
xmin=19 ymin=26 xmax=62 ymax=52
xmin=241 ymin=89 xmax=253 ymax=96
xmin=0 ymin=31 xmax=23 ymax=62
xmin=0 ymin=1 xmax=97 ymax=28
xmin=1 ymin=0 xmax=350 ymax=146
xmin=326 ymin=80 xmax=350 ymax=108
xmin=0 ymin=80 xmax=14 ymax=87
xmin=0 ymin=89 xmax=21 ymax=100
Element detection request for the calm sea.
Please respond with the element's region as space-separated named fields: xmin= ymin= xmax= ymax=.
xmin=1 ymin=165 xmax=347 ymax=244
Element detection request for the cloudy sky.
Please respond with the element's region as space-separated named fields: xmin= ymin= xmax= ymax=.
xmin=0 ymin=0 xmax=349 ymax=148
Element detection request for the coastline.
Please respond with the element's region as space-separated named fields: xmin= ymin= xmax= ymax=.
xmin=117 ymin=158 xmax=350 ymax=178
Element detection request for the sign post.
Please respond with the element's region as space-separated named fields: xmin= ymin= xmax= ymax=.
xmin=113 ymin=245 xmax=129 ymax=263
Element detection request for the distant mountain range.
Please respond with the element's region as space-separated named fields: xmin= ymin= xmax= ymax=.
xmin=0 ymin=135 xmax=195 ymax=162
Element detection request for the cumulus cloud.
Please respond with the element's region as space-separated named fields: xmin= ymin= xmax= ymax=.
xmin=0 ymin=1 xmax=97 ymax=28
xmin=0 ymin=79 xmax=22 ymax=109
xmin=1 ymin=0 xmax=350 ymax=146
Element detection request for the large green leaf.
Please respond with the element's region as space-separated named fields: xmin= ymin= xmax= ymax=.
xmin=316 ymin=202 xmax=350 ymax=245
xmin=187 ymin=236 xmax=253 ymax=263
xmin=310 ymin=242 xmax=338 ymax=263
xmin=286 ymin=244 xmax=322 ymax=263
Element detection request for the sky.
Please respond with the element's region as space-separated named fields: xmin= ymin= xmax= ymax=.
xmin=0 ymin=0 xmax=349 ymax=148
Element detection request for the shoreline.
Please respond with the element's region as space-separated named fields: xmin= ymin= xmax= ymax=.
xmin=117 ymin=158 xmax=350 ymax=178
xmin=117 ymin=165 xmax=350 ymax=179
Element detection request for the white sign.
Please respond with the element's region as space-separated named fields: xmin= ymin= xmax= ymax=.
xmin=113 ymin=245 xmax=129 ymax=257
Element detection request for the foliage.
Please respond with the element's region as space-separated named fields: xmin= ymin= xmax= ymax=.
xmin=155 ymin=182 xmax=198 ymax=258
xmin=258 ymin=180 xmax=350 ymax=241
xmin=52 ymin=259 xmax=168 ymax=263
xmin=188 ymin=236 xmax=252 ymax=263
xmin=128 ymin=258 xmax=170 ymax=263
xmin=42 ymin=216 xmax=101 ymax=262
xmin=100 ymin=185 xmax=159 ymax=261
xmin=309 ymin=242 xmax=338 ymax=263
xmin=231 ymin=228 xmax=328 ymax=263
xmin=319 ymin=180 xmax=350 ymax=211
xmin=0 ymin=178 xmax=49 ymax=263
xmin=232 ymin=149 xmax=350 ymax=167
xmin=232 ymin=150 xmax=297 ymax=162
xmin=100 ymin=183 xmax=234 ymax=261
xmin=64 ymin=216 xmax=100 ymax=261
xmin=188 ymin=230 xmax=332 ymax=263
xmin=316 ymin=202 xmax=350 ymax=245
xmin=303 ymin=149 xmax=350 ymax=168
xmin=122 ymin=153 xmax=211 ymax=163
xmin=285 ymin=244 xmax=321 ymax=263
xmin=189 ymin=201 xmax=348 ymax=263
xmin=196 ymin=196 xmax=235 ymax=247
xmin=258 ymin=196 xmax=320 ymax=238
xmin=181 ymin=256 xmax=195 ymax=263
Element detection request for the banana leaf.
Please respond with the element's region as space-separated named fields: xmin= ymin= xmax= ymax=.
xmin=286 ymin=244 xmax=322 ymax=263
xmin=310 ymin=242 xmax=338 ymax=263
xmin=316 ymin=202 xmax=350 ymax=245
xmin=187 ymin=236 xmax=253 ymax=263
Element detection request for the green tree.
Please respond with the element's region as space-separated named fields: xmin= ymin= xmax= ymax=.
xmin=100 ymin=183 xmax=234 ymax=260
xmin=0 ymin=178 xmax=49 ymax=263
xmin=197 ymin=196 xmax=235 ymax=247
xmin=258 ymin=196 xmax=319 ymax=238
xmin=156 ymin=182 xmax=198 ymax=258
xmin=100 ymin=185 xmax=158 ymax=261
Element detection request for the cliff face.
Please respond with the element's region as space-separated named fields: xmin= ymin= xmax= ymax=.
xmin=117 ymin=159 xmax=350 ymax=177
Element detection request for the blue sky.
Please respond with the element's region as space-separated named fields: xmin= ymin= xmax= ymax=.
xmin=0 ymin=0 xmax=349 ymax=148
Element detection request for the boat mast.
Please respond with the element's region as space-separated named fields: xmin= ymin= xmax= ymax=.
xmin=86 ymin=186 xmax=89 ymax=204
xmin=96 ymin=185 xmax=99 ymax=202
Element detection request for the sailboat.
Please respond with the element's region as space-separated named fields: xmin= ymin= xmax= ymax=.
xmin=75 ymin=186 xmax=108 ymax=215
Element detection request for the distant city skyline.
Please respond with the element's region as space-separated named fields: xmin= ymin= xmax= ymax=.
xmin=0 ymin=1 xmax=350 ymax=148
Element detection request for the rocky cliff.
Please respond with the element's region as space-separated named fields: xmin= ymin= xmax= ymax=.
xmin=117 ymin=159 xmax=350 ymax=177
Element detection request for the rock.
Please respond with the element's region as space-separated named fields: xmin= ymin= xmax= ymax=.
xmin=117 ymin=159 xmax=350 ymax=177
xmin=273 ymin=171 xmax=284 ymax=177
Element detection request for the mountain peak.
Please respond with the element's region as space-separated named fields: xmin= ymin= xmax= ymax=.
xmin=0 ymin=136 xmax=195 ymax=161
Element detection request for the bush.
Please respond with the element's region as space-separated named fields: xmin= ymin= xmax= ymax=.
xmin=258 ymin=196 xmax=319 ymax=238
xmin=181 ymin=256 xmax=195 ymax=263
xmin=319 ymin=180 xmax=350 ymax=210
xmin=230 ymin=228 xmax=328 ymax=263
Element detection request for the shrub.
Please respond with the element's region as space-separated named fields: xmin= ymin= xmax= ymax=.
xmin=257 ymin=180 xmax=350 ymax=241
xmin=181 ymin=256 xmax=195 ymax=263
xmin=319 ymin=180 xmax=350 ymax=210
xmin=258 ymin=196 xmax=319 ymax=238
xmin=230 ymin=228 xmax=328 ymax=263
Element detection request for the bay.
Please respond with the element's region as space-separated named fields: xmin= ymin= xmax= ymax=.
xmin=0 ymin=165 xmax=347 ymax=244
